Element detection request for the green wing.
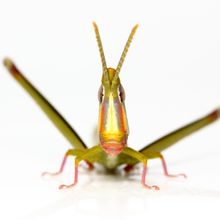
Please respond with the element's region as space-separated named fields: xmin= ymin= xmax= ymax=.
xmin=140 ymin=109 xmax=220 ymax=155
xmin=4 ymin=58 xmax=87 ymax=150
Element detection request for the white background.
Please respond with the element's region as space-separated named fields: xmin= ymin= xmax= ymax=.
xmin=0 ymin=0 xmax=220 ymax=219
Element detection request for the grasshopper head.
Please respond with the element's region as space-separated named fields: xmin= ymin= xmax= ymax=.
xmin=93 ymin=22 xmax=138 ymax=156
xmin=98 ymin=68 xmax=128 ymax=156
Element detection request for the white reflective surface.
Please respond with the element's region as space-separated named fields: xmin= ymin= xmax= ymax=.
xmin=0 ymin=0 xmax=220 ymax=219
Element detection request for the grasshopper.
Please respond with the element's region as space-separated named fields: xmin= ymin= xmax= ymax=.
xmin=4 ymin=22 xmax=220 ymax=190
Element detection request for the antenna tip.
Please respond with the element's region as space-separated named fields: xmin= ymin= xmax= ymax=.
xmin=133 ymin=24 xmax=139 ymax=32
xmin=92 ymin=21 xmax=98 ymax=28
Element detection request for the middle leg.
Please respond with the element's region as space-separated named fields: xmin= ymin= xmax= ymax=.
xmin=42 ymin=149 xmax=86 ymax=177
xmin=146 ymin=151 xmax=187 ymax=178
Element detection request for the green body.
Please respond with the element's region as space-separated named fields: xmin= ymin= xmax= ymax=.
xmin=4 ymin=23 xmax=220 ymax=189
xmin=4 ymin=58 xmax=220 ymax=171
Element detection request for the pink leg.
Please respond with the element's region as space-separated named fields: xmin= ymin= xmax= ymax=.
xmin=41 ymin=152 xmax=69 ymax=177
xmin=142 ymin=161 xmax=160 ymax=190
xmin=160 ymin=155 xmax=187 ymax=178
xmin=59 ymin=160 xmax=79 ymax=189
xmin=41 ymin=149 xmax=91 ymax=177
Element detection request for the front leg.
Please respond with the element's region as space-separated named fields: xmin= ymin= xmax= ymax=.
xmin=59 ymin=146 xmax=102 ymax=189
xmin=123 ymin=147 xmax=160 ymax=190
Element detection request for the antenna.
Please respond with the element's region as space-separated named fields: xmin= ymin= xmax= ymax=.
xmin=93 ymin=22 xmax=109 ymax=84
xmin=113 ymin=24 xmax=138 ymax=85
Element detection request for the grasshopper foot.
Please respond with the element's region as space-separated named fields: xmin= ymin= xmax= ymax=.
xmin=41 ymin=171 xmax=62 ymax=177
xmin=165 ymin=173 xmax=187 ymax=178
xmin=143 ymin=184 xmax=160 ymax=190
xmin=59 ymin=183 xmax=77 ymax=189
xmin=159 ymin=155 xmax=187 ymax=179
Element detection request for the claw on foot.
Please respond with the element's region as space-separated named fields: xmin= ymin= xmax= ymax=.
xmin=165 ymin=173 xmax=187 ymax=178
xmin=160 ymin=156 xmax=187 ymax=179
xmin=143 ymin=184 xmax=160 ymax=190
xmin=59 ymin=183 xmax=76 ymax=190
xmin=41 ymin=171 xmax=61 ymax=177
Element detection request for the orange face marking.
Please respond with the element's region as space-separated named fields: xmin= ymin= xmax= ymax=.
xmin=98 ymin=85 xmax=129 ymax=156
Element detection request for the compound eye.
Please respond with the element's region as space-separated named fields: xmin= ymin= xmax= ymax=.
xmin=118 ymin=84 xmax=125 ymax=102
xmin=98 ymin=86 xmax=104 ymax=103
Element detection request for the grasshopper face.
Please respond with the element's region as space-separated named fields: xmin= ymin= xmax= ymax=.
xmin=98 ymin=68 xmax=129 ymax=156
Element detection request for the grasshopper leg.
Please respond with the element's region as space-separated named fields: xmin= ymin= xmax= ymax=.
xmin=123 ymin=147 xmax=160 ymax=190
xmin=146 ymin=151 xmax=187 ymax=178
xmin=142 ymin=161 xmax=160 ymax=190
xmin=59 ymin=158 xmax=80 ymax=189
xmin=159 ymin=154 xmax=187 ymax=178
xmin=59 ymin=146 xmax=102 ymax=189
xmin=42 ymin=149 xmax=86 ymax=177
xmin=3 ymin=58 xmax=89 ymax=152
